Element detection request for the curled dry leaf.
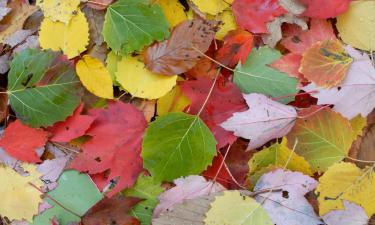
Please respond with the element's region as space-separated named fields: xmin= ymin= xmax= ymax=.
xmin=144 ymin=19 xmax=219 ymax=75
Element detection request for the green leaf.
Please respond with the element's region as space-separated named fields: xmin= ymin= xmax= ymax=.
xmin=286 ymin=108 xmax=355 ymax=172
xmin=103 ymin=0 xmax=169 ymax=56
xmin=141 ymin=112 xmax=217 ymax=182
xmin=234 ymin=47 xmax=298 ymax=104
xmin=32 ymin=170 xmax=103 ymax=225
xmin=123 ymin=174 xmax=163 ymax=225
xmin=7 ymin=48 xmax=83 ymax=127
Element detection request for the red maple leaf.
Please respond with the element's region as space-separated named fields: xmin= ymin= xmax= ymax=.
xmin=232 ymin=0 xmax=287 ymax=33
xmin=48 ymin=104 xmax=96 ymax=143
xmin=70 ymin=101 xmax=147 ymax=197
xmin=281 ymin=19 xmax=336 ymax=55
xmin=270 ymin=53 xmax=307 ymax=82
xmin=202 ymin=151 xmax=235 ymax=188
xmin=0 ymin=120 xmax=48 ymax=163
xmin=215 ymin=29 xmax=254 ymax=68
xmin=300 ymin=0 xmax=351 ymax=19
xmin=181 ymin=76 xmax=248 ymax=149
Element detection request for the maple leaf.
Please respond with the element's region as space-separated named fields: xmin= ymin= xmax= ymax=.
xmin=181 ymin=76 xmax=248 ymax=149
xmin=300 ymin=39 xmax=353 ymax=88
xmin=0 ymin=120 xmax=48 ymax=163
xmin=215 ymin=29 xmax=253 ymax=68
xmin=300 ymin=0 xmax=351 ymax=19
xmin=144 ymin=19 xmax=219 ymax=75
xmin=232 ymin=0 xmax=287 ymax=33
xmin=221 ymin=93 xmax=297 ymax=150
xmin=254 ymin=169 xmax=321 ymax=225
xmin=303 ymin=46 xmax=375 ymax=120
xmin=281 ymin=19 xmax=336 ymax=55
xmin=270 ymin=53 xmax=306 ymax=84
xmin=70 ymin=101 xmax=147 ymax=197
xmin=203 ymin=152 xmax=236 ymax=188
xmin=48 ymin=104 xmax=96 ymax=143
xmin=153 ymin=176 xmax=225 ymax=218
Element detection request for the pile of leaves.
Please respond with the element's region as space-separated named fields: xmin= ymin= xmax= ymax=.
xmin=0 ymin=0 xmax=375 ymax=224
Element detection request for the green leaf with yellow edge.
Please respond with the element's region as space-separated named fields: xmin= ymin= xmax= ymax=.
xmin=191 ymin=0 xmax=232 ymax=15
xmin=32 ymin=170 xmax=103 ymax=225
xmin=76 ymin=55 xmax=113 ymax=99
xmin=350 ymin=114 xmax=367 ymax=139
xmin=157 ymin=0 xmax=187 ymax=28
xmin=7 ymin=48 xmax=83 ymax=127
xmin=204 ymin=190 xmax=273 ymax=225
xmin=39 ymin=8 xmax=89 ymax=59
xmin=248 ymin=138 xmax=313 ymax=185
xmin=316 ymin=162 xmax=375 ymax=217
xmin=286 ymin=107 xmax=355 ymax=173
xmin=157 ymin=79 xmax=191 ymax=116
xmin=0 ymin=164 xmax=42 ymax=222
xmin=115 ymin=56 xmax=177 ymax=100
xmin=337 ymin=1 xmax=375 ymax=51
xmin=123 ymin=174 xmax=163 ymax=225
xmin=142 ymin=112 xmax=216 ymax=182
xmin=103 ymin=0 xmax=169 ymax=56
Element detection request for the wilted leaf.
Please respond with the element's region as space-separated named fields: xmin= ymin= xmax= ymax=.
xmin=144 ymin=19 xmax=218 ymax=75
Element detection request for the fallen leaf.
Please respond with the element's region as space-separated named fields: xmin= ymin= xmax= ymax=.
xmin=191 ymin=0 xmax=232 ymax=15
xmin=234 ymin=46 xmax=298 ymax=104
xmin=286 ymin=107 xmax=354 ymax=172
xmin=322 ymin=201 xmax=369 ymax=225
xmin=300 ymin=40 xmax=353 ymax=88
xmin=37 ymin=155 xmax=70 ymax=192
xmin=203 ymin=152 xmax=236 ymax=188
xmin=47 ymin=104 xmax=96 ymax=143
xmin=82 ymin=7 xmax=105 ymax=46
xmin=221 ymin=93 xmax=297 ymax=150
xmin=115 ymin=55 xmax=177 ymax=99
xmin=70 ymin=101 xmax=147 ymax=197
xmin=232 ymin=0 xmax=287 ymax=33
xmin=215 ymin=10 xmax=238 ymax=40
xmin=0 ymin=0 xmax=10 ymax=21
xmin=336 ymin=0 xmax=375 ymax=51
xmin=153 ymin=175 xmax=225 ymax=218
xmin=204 ymin=190 xmax=274 ymax=225
xmin=316 ymin=162 xmax=375 ymax=216
xmin=181 ymin=76 xmax=248 ymax=148
xmin=254 ymin=169 xmax=321 ymax=225
xmin=141 ymin=112 xmax=217 ymax=182
xmin=300 ymin=0 xmax=351 ymax=19
xmin=349 ymin=124 xmax=375 ymax=168
xmin=303 ymin=46 xmax=375 ymax=120
xmin=0 ymin=164 xmax=42 ymax=222
xmin=0 ymin=120 xmax=48 ymax=163
xmin=102 ymin=0 xmax=169 ymax=56
xmin=39 ymin=8 xmax=89 ymax=59
xmin=87 ymin=0 xmax=114 ymax=10
xmin=270 ymin=53 xmax=306 ymax=84
xmin=156 ymin=83 xmax=191 ymax=116
xmin=76 ymin=55 xmax=114 ymax=99
xmin=144 ymin=19 xmax=218 ymax=75
xmin=4 ymin=29 xmax=32 ymax=47
xmin=158 ymin=0 xmax=187 ymax=28
xmin=215 ymin=29 xmax=253 ymax=67
xmin=82 ymin=195 xmax=140 ymax=225
xmin=36 ymin=0 xmax=80 ymax=23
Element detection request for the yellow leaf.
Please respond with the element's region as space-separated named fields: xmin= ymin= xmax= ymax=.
xmin=350 ymin=115 xmax=367 ymax=139
xmin=76 ymin=55 xmax=114 ymax=99
xmin=157 ymin=80 xmax=191 ymax=115
xmin=115 ymin=56 xmax=177 ymax=100
xmin=158 ymin=0 xmax=187 ymax=28
xmin=0 ymin=164 xmax=43 ymax=222
xmin=204 ymin=191 xmax=273 ymax=225
xmin=36 ymin=0 xmax=80 ymax=23
xmin=316 ymin=162 xmax=375 ymax=216
xmin=215 ymin=10 xmax=238 ymax=40
xmin=248 ymin=138 xmax=313 ymax=185
xmin=337 ymin=1 xmax=375 ymax=51
xmin=106 ymin=51 xmax=122 ymax=83
xmin=191 ymin=0 xmax=233 ymax=15
xmin=39 ymin=8 xmax=89 ymax=59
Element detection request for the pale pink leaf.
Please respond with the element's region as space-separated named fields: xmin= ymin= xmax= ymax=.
xmin=220 ymin=93 xmax=297 ymax=150
xmin=322 ymin=201 xmax=368 ymax=225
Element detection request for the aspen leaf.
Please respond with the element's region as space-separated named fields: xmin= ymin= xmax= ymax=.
xmin=216 ymin=10 xmax=238 ymax=40
xmin=322 ymin=201 xmax=369 ymax=225
xmin=36 ymin=0 xmax=80 ymax=23
xmin=39 ymin=8 xmax=89 ymax=59
xmin=316 ymin=162 xmax=375 ymax=216
xmin=157 ymin=83 xmax=191 ymax=116
xmin=158 ymin=0 xmax=187 ymax=28
xmin=337 ymin=1 xmax=375 ymax=51
xmin=76 ymin=55 xmax=114 ymax=99
xmin=0 ymin=164 xmax=43 ymax=222
xmin=115 ymin=56 xmax=177 ymax=100
xmin=204 ymin=190 xmax=273 ymax=225
xmin=191 ymin=0 xmax=232 ymax=15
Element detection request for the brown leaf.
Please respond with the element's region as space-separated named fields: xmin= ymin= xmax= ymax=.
xmin=349 ymin=124 xmax=375 ymax=168
xmin=144 ymin=19 xmax=219 ymax=75
xmin=86 ymin=0 xmax=114 ymax=10
xmin=0 ymin=91 xmax=7 ymax=123
xmin=82 ymin=195 xmax=140 ymax=225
